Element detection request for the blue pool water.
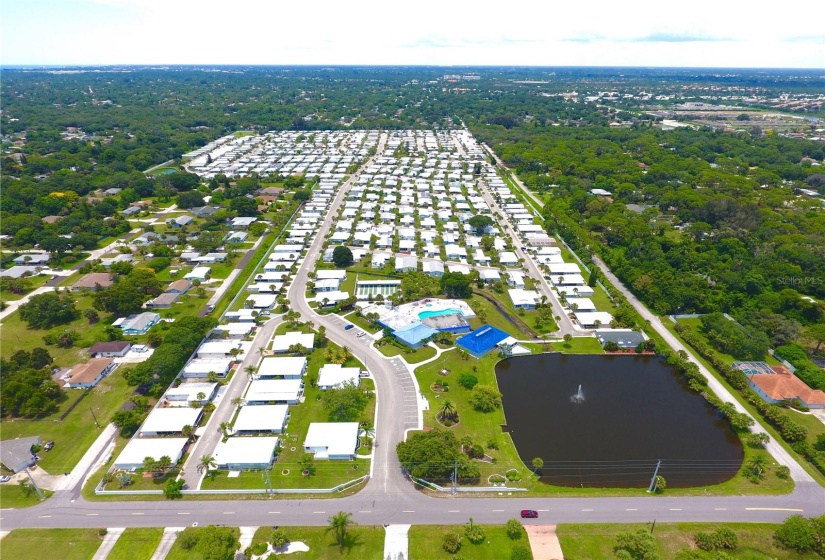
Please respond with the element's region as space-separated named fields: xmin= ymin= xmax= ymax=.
xmin=418 ymin=308 xmax=463 ymax=320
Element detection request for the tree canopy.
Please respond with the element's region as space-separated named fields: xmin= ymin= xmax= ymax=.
xmin=332 ymin=245 xmax=354 ymax=268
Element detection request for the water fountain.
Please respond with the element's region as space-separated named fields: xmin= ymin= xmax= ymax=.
xmin=570 ymin=384 xmax=584 ymax=403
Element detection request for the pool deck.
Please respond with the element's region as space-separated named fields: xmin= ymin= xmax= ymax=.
xmin=359 ymin=298 xmax=476 ymax=331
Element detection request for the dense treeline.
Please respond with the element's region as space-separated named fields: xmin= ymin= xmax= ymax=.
xmin=474 ymin=123 xmax=825 ymax=356
xmin=0 ymin=348 xmax=61 ymax=417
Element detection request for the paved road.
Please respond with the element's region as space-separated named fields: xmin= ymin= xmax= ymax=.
xmin=181 ymin=315 xmax=284 ymax=489
xmin=3 ymin=133 xmax=825 ymax=531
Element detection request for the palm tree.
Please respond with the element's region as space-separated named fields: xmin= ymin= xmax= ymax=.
xmin=327 ymin=511 xmax=354 ymax=548
xmin=438 ymin=399 xmax=457 ymax=422
xmin=218 ymin=422 xmax=231 ymax=438
xmin=231 ymin=396 xmax=243 ymax=407
xmin=197 ymin=454 xmax=217 ymax=475
xmin=157 ymin=455 xmax=172 ymax=473
xmin=245 ymin=365 xmax=258 ymax=378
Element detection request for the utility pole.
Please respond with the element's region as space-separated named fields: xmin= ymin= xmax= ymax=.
xmin=263 ymin=470 xmax=273 ymax=495
xmin=451 ymin=459 xmax=458 ymax=495
xmin=647 ymin=459 xmax=662 ymax=493
xmin=25 ymin=468 xmax=45 ymax=501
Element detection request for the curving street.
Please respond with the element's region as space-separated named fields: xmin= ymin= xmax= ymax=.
xmin=2 ymin=132 xmax=825 ymax=533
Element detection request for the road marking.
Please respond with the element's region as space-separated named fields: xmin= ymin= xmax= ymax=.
xmin=714 ymin=508 xmax=727 ymax=511
xmin=537 ymin=509 xmax=549 ymax=512
xmin=746 ymin=507 xmax=804 ymax=512
xmin=669 ymin=508 xmax=682 ymax=511
xmin=39 ymin=515 xmax=51 ymax=518
xmin=223 ymin=512 xmax=235 ymax=515
xmin=86 ymin=513 xmax=99 ymax=516
xmin=626 ymin=509 xmax=638 ymax=511
xmin=448 ymin=510 xmax=460 ymax=513
xmin=132 ymin=512 xmax=144 ymax=516
xmin=403 ymin=510 xmax=415 ymax=513
xmin=359 ymin=510 xmax=371 ymax=513
xmin=177 ymin=512 xmax=190 ymax=515
xmin=268 ymin=511 xmax=281 ymax=514
xmin=492 ymin=509 xmax=504 ymax=512
xmin=581 ymin=509 xmax=593 ymax=512
xmin=313 ymin=511 xmax=326 ymax=514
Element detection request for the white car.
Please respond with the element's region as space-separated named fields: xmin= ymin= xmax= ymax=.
xmin=0 ymin=475 xmax=11 ymax=483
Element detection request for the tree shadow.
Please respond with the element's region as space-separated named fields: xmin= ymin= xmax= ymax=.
xmin=326 ymin=531 xmax=363 ymax=555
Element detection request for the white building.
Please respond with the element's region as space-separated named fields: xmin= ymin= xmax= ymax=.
xmin=140 ymin=407 xmax=202 ymax=437
xmin=197 ymin=340 xmax=243 ymax=359
xmin=508 ymin=288 xmax=540 ymax=310
xmin=232 ymin=405 xmax=289 ymax=434
xmin=257 ymin=356 xmax=307 ymax=379
xmin=182 ymin=358 xmax=233 ymax=379
xmin=304 ymin=422 xmax=360 ymax=459
xmin=574 ymin=311 xmax=615 ymax=328
xmin=271 ymin=331 xmax=315 ymax=353
xmin=317 ymin=364 xmax=361 ymax=391
xmin=163 ymin=382 xmax=218 ymax=407
xmin=213 ymin=436 xmax=279 ymax=470
xmin=245 ymin=379 xmax=304 ymax=404
xmin=114 ymin=438 xmax=188 ymax=471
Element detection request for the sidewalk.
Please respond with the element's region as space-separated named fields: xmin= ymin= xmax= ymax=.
xmin=525 ymin=525 xmax=564 ymax=560
xmin=90 ymin=528 xmax=124 ymax=560
xmin=57 ymin=423 xmax=118 ymax=492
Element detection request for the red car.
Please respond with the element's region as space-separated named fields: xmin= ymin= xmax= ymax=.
xmin=521 ymin=510 xmax=538 ymax=519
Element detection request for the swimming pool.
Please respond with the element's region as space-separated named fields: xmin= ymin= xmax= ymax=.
xmin=418 ymin=308 xmax=463 ymax=320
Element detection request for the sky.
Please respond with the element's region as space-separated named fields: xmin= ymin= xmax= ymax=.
xmin=2 ymin=0 xmax=824 ymax=68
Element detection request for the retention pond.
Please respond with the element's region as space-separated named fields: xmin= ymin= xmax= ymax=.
xmin=496 ymin=353 xmax=743 ymax=488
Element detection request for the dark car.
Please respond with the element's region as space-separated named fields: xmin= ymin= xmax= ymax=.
xmin=520 ymin=509 xmax=538 ymax=519
xmin=344 ymin=324 xmax=354 ymax=330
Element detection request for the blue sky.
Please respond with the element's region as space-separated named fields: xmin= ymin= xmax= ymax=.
xmin=2 ymin=0 xmax=823 ymax=68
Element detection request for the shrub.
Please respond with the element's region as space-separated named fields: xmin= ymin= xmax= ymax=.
xmin=464 ymin=518 xmax=485 ymax=544
xmin=270 ymin=528 xmax=288 ymax=548
xmin=506 ymin=518 xmax=523 ymax=540
xmin=511 ymin=544 xmax=532 ymax=560
xmin=458 ymin=373 xmax=478 ymax=390
xmin=776 ymin=465 xmax=791 ymax=479
xmin=775 ymin=515 xmax=816 ymax=552
xmin=442 ymin=532 xmax=461 ymax=554
xmin=696 ymin=527 xmax=738 ymax=551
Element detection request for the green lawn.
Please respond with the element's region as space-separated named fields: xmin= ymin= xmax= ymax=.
xmin=0 ymin=484 xmax=53 ymax=508
xmin=378 ymin=342 xmax=437 ymax=363
xmin=250 ymin=525 xmax=386 ymax=559
xmin=166 ymin=527 xmax=240 ymax=560
xmin=342 ymin=311 xmax=382 ymax=333
xmin=0 ymin=529 xmax=105 ymax=560
xmin=549 ymin=337 xmax=605 ymax=354
xmin=474 ymin=288 xmax=549 ymax=338
xmin=0 ymin=372 xmax=136 ymax=474
xmin=408 ymin=524 xmax=532 ymax=560
xmin=103 ymin=470 xmax=180 ymax=491
xmin=466 ymin=293 xmax=524 ymax=339
xmin=106 ymin=528 xmax=164 ymax=560
xmin=0 ymin=273 xmax=52 ymax=302
xmin=557 ymin=522 xmax=821 ymax=559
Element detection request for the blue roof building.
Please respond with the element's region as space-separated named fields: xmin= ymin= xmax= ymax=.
xmin=393 ymin=322 xmax=439 ymax=350
xmin=456 ymin=325 xmax=510 ymax=358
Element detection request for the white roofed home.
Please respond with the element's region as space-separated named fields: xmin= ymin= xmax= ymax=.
xmin=479 ymin=269 xmax=501 ymax=284
xmin=422 ymin=260 xmax=444 ymax=277
xmin=245 ymin=379 xmax=304 ymax=405
xmin=508 ymin=288 xmax=540 ymax=310
xmin=304 ymin=422 xmax=360 ymax=459
xmin=114 ymin=438 xmax=188 ymax=471
xmin=574 ymin=311 xmax=615 ymax=328
xmin=272 ymin=331 xmax=315 ymax=354
xmin=140 ymin=407 xmax=203 ymax=437
xmin=163 ymin=382 xmax=218 ymax=407
xmin=197 ymin=340 xmax=243 ymax=360
xmin=317 ymin=364 xmax=360 ymax=391
xmin=182 ymin=358 xmax=233 ymax=379
xmin=232 ymin=405 xmax=289 ymax=434
xmin=257 ymin=356 xmax=307 ymax=379
xmin=213 ymin=436 xmax=279 ymax=470
xmin=395 ymin=256 xmax=417 ymax=273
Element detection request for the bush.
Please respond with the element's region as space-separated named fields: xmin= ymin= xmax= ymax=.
xmin=442 ymin=533 xmax=461 ymax=554
xmin=246 ymin=542 xmax=267 ymax=556
xmin=775 ymin=515 xmax=816 ymax=552
xmin=506 ymin=518 xmax=523 ymax=540
xmin=776 ymin=465 xmax=791 ymax=479
xmin=458 ymin=373 xmax=478 ymax=390
xmin=469 ymin=385 xmax=502 ymax=412
xmin=511 ymin=544 xmax=532 ymax=560
xmin=695 ymin=527 xmax=738 ymax=551
xmin=464 ymin=519 xmax=485 ymax=544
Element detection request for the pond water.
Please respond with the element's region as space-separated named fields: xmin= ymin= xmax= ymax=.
xmin=495 ymin=353 xmax=743 ymax=488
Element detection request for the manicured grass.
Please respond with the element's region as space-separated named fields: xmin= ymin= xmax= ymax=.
xmin=466 ymin=293 xmax=524 ymax=339
xmin=549 ymin=337 xmax=605 ymax=354
xmin=377 ymin=342 xmax=437 ymax=363
xmin=250 ymin=525 xmax=386 ymax=559
xmin=0 ymin=484 xmax=53 ymax=508
xmin=0 ymin=372 xmax=136 ymax=474
xmin=0 ymin=529 xmax=105 ymax=560
xmin=106 ymin=528 xmax=164 ymax=560
xmin=0 ymin=273 xmax=52 ymax=301
xmin=589 ymin=283 xmax=616 ymax=313
xmin=166 ymin=527 xmax=240 ymax=560
xmin=103 ymin=470 xmax=180 ymax=491
xmin=408 ymin=524 xmax=532 ymax=560
xmin=474 ymin=288 xmax=548 ymax=337
xmin=342 ymin=311 xmax=382 ymax=333
xmin=557 ymin=522 xmax=820 ymax=559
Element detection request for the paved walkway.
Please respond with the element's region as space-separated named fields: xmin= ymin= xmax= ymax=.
xmin=383 ymin=524 xmax=410 ymax=560
xmin=150 ymin=527 xmax=183 ymax=560
xmin=525 ymin=525 xmax=564 ymax=560
xmin=236 ymin=526 xmax=258 ymax=559
xmin=58 ymin=423 xmax=118 ymax=492
xmin=90 ymin=527 xmax=124 ymax=560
